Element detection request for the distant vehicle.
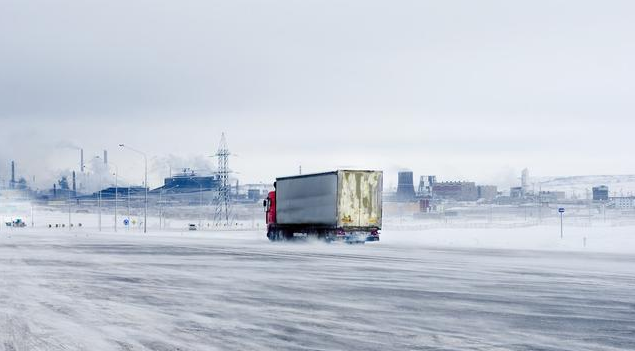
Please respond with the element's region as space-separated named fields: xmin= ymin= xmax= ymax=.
xmin=9 ymin=219 xmax=26 ymax=228
xmin=188 ymin=224 xmax=197 ymax=231
xmin=264 ymin=170 xmax=382 ymax=243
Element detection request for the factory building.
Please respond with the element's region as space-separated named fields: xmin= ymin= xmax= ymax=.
xmin=417 ymin=175 xmax=437 ymax=196
xmin=592 ymin=185 xmax=609 ymax=201
xmin=477 ymin=185 xmax=498 ymax=201
xmin=92 ymin=186 xmax=147 ymax=199
xmin=521 ymin=168 xmax=529 ymax=191
xmin=153 ymin=169 xmax=220 ymax=194
xmin=612 ymin=197 xmax=635 ymax=209
xmin=432 ymin=181 xmax=478 ymax=201
xmin=537 ymin=191 xmax=565 ymax=202
xmin=510 ymin=186 xmax=524 ymax=198
xmin=396 ymin=171 xmax=416 ymax=201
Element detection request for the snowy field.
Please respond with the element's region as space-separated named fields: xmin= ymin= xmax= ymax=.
xmin=1 ymin=224 xmax=634 ymax=351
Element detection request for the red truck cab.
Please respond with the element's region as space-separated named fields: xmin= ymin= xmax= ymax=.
xmin=264 ymin=191 xmax=276 ymax=225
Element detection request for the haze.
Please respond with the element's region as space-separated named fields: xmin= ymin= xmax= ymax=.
xmin=1 ymin=0 xmax=633 ymax=188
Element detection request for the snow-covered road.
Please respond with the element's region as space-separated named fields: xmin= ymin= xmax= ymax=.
xmin=1 ymin=229 xmax=634 ymax=350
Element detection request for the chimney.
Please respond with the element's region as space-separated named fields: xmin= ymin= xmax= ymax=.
xmin=10 ymin=161 xmax=15 ymax=189
xmin=72 ymin=171 xmax=76 ymax=194
xmin=103 ymin=150 xmax=108 ymax=164
xmin=80 ymin=149 xmax=84 ymax=173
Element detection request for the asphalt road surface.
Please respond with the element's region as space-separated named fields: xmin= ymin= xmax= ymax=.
xmin=1 ymin=230 xmax=634 ymax=350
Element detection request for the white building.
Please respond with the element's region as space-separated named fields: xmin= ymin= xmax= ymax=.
xmin=612 ymin=197 xmax=635 ymax=209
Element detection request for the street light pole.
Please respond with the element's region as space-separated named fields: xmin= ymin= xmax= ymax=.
xmin=98 ymin=175 xmax=102 ymax=232
xmin=114 ymin=167 xmax=118 ymax=232
xmin=560 ymin=212 xmax=563 ymax=239
xmin=158 ymin=184 xmax=178 ymax=230
xmin=107 ymin=162 xmax=119 ymax=233
xmin=558 ymin=207 xmax=565 ymax=239
xmin=119 ymin=144 xmax=148 ymax=233
xmin=191 ymin=178 xmax=204 ymax=229
xmin=127 ymin=186 xmax=131 ymax=232
xmin=159 ymin=188 xmax=163 ymax=230
xmin=87 ymin=155 xmax=103 ymax=231
xmin=68 ymin=187 xmax=72 ymax=231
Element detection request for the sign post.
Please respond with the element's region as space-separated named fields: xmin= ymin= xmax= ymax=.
xmin=558 ymin=207 xmax=565 ymax=239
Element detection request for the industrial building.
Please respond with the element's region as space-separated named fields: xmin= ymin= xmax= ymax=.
xmin=396 ymin=171 xmax=416 ymax=201
xmin=6 ymin=161 xmax=27 ymax=190
xmin=510 ymin=186 xmax=524 ymax=199
xmin=432 ymin=181 xmax=478 ymax=201
xmin=593 ymin=185 xmax=609 ymax=201
xmin=537 ymin=191 xmax=566 ymax=202
xmin=152 ymin=169 xmax=220 ymax=194
xmin=477 ymin=185 xmax=498 ymax=201
xmin=90 ymin=186 xmax=147 ymax=199
xmin=417 ymin=175 xmax=436 ymax=196
xmin=612 ymin=196 xmax=635 ymax=209
xmin=521 ymin=168 xmax=529 ymax=192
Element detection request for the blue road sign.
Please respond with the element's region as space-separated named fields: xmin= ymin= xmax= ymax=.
xmin=124 ymin=218 xmax=130 ymax=226
xmin=558 ymin=208 xmax=565 ymax=213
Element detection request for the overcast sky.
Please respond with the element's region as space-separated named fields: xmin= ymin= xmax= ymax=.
xmin=1 ymin=0 xmax=633 ymax=189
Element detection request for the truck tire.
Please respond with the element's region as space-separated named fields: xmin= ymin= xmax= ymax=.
xmin=268 ymin=229 xmax=285 ymax=242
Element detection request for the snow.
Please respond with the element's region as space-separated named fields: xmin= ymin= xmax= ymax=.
xmin=1 ymin=219 xmax=634 ymax=350
xmin=381 ymin=225 xmax=635 ymax=254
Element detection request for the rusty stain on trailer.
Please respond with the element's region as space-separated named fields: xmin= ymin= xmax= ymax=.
xmin=338 ymin=170 xmax=382 ymax=228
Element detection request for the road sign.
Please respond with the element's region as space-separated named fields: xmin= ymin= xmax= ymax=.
xmin=558 ymin=208 xmax=565 ymax=213
xmin=123 ymin=218 xmax=129 ymax=226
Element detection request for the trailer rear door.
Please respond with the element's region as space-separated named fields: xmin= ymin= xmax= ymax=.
xmin=337 ymin=171 xmax=383 ymax=228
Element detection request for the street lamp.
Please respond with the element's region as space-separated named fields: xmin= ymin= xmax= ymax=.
xmin=106 ymin=162 xmax=119 ymax=232
xmin=119 ymin=144 xmax=148 ymax=233
xmin=191 ymin=178 xmax=205 ymax=229
xmin=158 ymin=184 xmax=179 ymax=230
xmin=87 ymin=155 xmax=103 ymax=231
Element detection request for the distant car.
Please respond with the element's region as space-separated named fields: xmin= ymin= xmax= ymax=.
xmin=188 ymin=224 xmax=197 ymax=231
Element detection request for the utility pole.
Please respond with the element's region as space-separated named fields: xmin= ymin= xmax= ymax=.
xmin=214 ymin=133 xmax=232 ymax=226
xmin=559 ymin=207 xmax=565 ymax=239
xmin=114 ymin=167 xmax=118 ymax=232
xmin=159 ymin=188 xmax=163 ymax=230
xmin=98 ymin=176 xmax=102 ymax=232
xmin=127 ymin=186 xmax=131 ymax=232
xmin=192 ymin=178 xmax=204 ymax=229
xmin=90 ymin=155 xmax=103 ymax=232
xmin=107 ymin=162 xmax=119 ymax=232
xmin=119 ymin=144 xmax=148 ymax=233
xmin=68 ymin=187 xmax=72 ymax=231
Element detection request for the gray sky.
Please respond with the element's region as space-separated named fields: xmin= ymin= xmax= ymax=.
xmin=1 ymin=0 xmax=633 ymax=189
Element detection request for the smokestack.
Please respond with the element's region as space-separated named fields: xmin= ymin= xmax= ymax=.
xmin=396 ymin=171 xmax=415 ymax=201
xmin=72 ymin=171 xmax=76 ymax=194
xmin=103 ymin=150 xmax=108 ymax=164
xmin=80 ymin=149 xmax=84 ymax=173
xmin=10 ymin=161 xmax=15 ymax=189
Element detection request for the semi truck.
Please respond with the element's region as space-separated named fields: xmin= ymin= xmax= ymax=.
xmin=264 ymin=170 xmax=383 ymax=243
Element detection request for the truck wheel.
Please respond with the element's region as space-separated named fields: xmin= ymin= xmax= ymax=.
xmin=273 ymin=230 xmax=282 ymax=241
